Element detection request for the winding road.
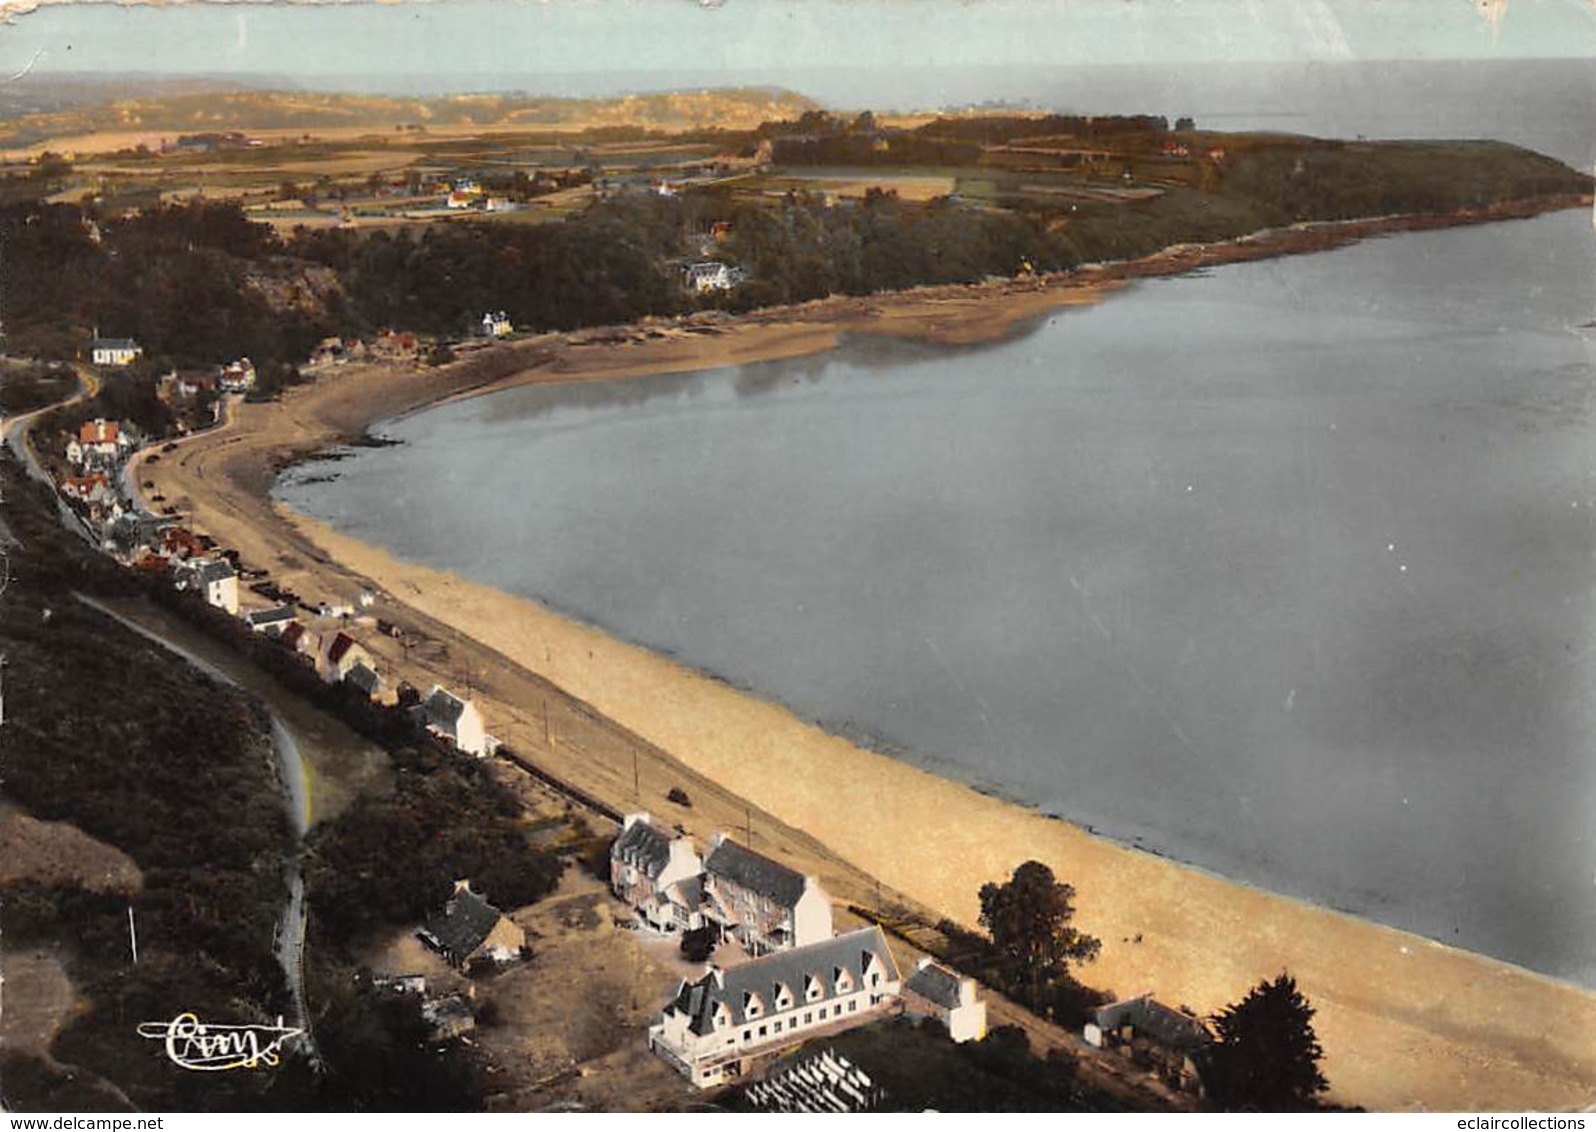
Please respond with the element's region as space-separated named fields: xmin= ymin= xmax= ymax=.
xmin=3 ymin=364 xmax=99 ymax=544
xmin=73 ymin=593 xmax=319 ymax=1066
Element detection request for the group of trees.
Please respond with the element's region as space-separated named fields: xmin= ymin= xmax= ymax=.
xmin=0 ymin=199 xmax=336 ymax=367
xmin=759 ymin=110 xmax=1174 ymax=168
xmin=0 ymin=477 xmax=295 ymax=1111
xmin=724 ymin=189 xmax=1049 ymax=308
xmin=977 ymin=860 xmax=1329 ymax=1111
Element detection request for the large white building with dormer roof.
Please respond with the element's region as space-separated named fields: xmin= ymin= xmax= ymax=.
xmin=648 ymin=925 xmax=901 ymax=1088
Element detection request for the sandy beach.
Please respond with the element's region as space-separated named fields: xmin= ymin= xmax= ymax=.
xmin=132 ymin=207 xmax=1596 ymax=1112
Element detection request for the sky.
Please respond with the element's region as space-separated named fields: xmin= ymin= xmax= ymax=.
xmin=3 ymin=0 xmax=1596 ymax=96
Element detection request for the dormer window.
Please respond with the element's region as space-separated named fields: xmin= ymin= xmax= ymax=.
xmin=805 ymin=974 xmax=825 ymax=1002
xmin=712 ymin=1003 xmax=731 ymax=1031
xmin=773 ymin=982 xmax=793 ymax=1011
xmin=833 ymin=966 xmax=854 ymax=995
xmin=743 ymin=990 xmax=763 ymax=1019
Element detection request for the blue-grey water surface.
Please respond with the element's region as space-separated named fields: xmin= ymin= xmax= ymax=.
xmin=279 ymin=207 xmax=1596 ymax=986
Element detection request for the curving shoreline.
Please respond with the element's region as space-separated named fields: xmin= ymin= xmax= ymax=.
xmin=133 ymin=197 xmax=1596 ymax=1112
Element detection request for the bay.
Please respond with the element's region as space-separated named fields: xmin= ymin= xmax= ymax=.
xmin=279 ymin=207 xmax=1596 ymax=986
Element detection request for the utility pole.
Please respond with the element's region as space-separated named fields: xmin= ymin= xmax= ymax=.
xmin=127 ymin=905 xmax=139 ymax=966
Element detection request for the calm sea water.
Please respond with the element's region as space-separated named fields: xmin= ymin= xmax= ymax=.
xmin=279 ymin=206 xmax=1596 ymax=985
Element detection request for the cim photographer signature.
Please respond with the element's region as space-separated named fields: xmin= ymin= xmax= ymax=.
xmin=137 ymin=1013 xmax=304 ymax=1071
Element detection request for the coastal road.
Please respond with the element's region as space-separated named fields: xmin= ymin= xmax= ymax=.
xmin=3 ymin=364 xmax=99 ymax=544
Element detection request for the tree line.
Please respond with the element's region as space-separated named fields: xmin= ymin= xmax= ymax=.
xmin=3 ymin=135 xmax=1587 ymax=377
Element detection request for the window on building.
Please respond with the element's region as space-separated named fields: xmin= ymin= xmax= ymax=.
xmin=774 ymin=1021 xmax=782 ymax=1033
xmin=742 ymin=1030 xmax=750 ymax=1041
xmin=758 ymin=1025 xmax=768 ymax=1037
xmin=849 ymin=1000 xmax=857 ymax=1013
xmin=803 ymin=1012 xmax=812 ymax=1024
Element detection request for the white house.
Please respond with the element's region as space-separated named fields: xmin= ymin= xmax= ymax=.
xmin=481 ymin=311 xmax=513 ymax=338
xmin=701 ymin=834 xmax=833 ymax=955
xmin=422 ymin=685 xmax=487 ymax=756
xmin=903 ymin=957 xmax=987 ymax=1043
xmin=610 ymin=813 xmax=705 ymax=933
xmin=178 ymin=557 xmax=239 ymax=615
xmin=90 ymin=336 xmax=142 ymax=367
xmin=66 ymin=419 xmax=129 ymax=467
xmin=242 ymin=604 xmax=298 ymax=634
xmin=60 ymin=473 xmax=113 ymax=506
xmin=649 ymin=926 xmax=902 ymax=1088
xmin=446 ymin=181 xmax=482 ymax=210
xmin=320 ymin=630 xmax=372 ymax=684
xmin=683 ymin=261 xmax=741 ymax=294
xmin=218 ymin=358 xmax=257 ymax=394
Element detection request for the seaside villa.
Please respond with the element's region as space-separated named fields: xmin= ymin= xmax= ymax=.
xmin=903 ymin=957 xmax=988 ymax=1043
xmin=610 ymin=819 xmax=835 ymax=954
xmin=175 ymin=557 xmax=239 ymax=615
xmin=320 ymin=630 xmax=373 ymax=684
xmin=649 ymin=926 xmax=902 ymax=1088
xmin=66 ymin=418 xmax=130 ymax=467
xmin=611 ymin=813 xmax=705 ymax=933
xmin=701 ymin=833 xmax=833 ymax=955
xmin=422 ymin=685 xmax=488 ymax=756
xmin=89 ymin=336 xmax=142 ymax=367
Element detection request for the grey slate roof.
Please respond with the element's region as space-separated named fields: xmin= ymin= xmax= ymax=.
xmin=664 ymin=874 xmax=703 ymax=911
xmin=245 ymin=604 xmax=297 ymax=627
xmin=611 ymin=816 xmax=676 ymax=879
xmin=195 ymin=559 xmax=236 ymax=584
xmin=91 ymin=337 xmax=138 ymax=350
xmin=667 ymin=926 xmax=898 ymax=1037
xmin=421 ymin=886 xmax=505 ymax=961
xmin=345 ymin=662 xmax=382 ymax=697
xmin=424 ymin=686 xmax=469 ymax=728
xmin=705 ymin=837 xmax=808 ymax=908
xmin=1094 ymin=996 xmax=1212 ymax=1053
xmin=905 ymin=961 xmax=966 ymax=1010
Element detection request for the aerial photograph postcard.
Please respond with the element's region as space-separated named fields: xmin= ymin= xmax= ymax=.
xmin=0 ymin=0 xmax=1593 ymax=1116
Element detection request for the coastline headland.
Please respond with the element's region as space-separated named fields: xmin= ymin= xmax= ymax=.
xmin=133 ymin=198 xmax=1596 ymax=1112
